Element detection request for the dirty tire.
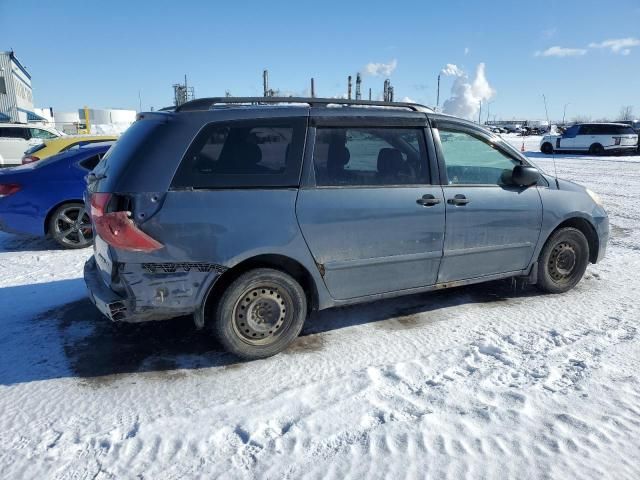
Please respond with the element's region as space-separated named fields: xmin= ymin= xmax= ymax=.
xmin=212 ymin=268 xmax=307 ymax=359
xmin=541 ymin=142 xmax=553 ymax=154
xmin=536 ymin=227 xmax=590 ymax=294
xmin=589 ymin=143 xmax=604 ymax=155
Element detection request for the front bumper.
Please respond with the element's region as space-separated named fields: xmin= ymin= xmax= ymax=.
xmin=594 ymin=212 xmax=609 ymax=263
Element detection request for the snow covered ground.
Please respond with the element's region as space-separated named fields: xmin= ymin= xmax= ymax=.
xmin=1 ymin=146 xmax=639 ymax=479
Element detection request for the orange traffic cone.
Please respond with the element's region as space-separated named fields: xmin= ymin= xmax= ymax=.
xmin=521 ymin=141 xmax=525 ymax=152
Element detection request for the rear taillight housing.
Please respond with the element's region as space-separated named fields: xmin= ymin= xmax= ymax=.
xmin=90 ymin=193 xmax=163 ymax=252
xmin=0 ymin=184 xmax=21 ymax=197
xmin=21 ymin=155 xmax=40 ymax=164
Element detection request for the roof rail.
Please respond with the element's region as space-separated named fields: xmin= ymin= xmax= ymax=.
xmin=174 ymin=96 xmax=432 ymax=113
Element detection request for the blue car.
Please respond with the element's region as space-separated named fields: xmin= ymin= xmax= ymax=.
xmin=83 ymin=97 xmax=608 ymax=360
xmin=0 ymin=142 xmax=113 ymax=248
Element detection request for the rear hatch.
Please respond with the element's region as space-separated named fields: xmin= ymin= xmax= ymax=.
xmin=614 ymin=126 xmax=638 ymax=146
xmin=85 ymin=114 xmax=175 ymax=287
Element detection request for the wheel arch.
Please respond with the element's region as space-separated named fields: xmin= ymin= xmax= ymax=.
xmin=43 ymin=198 xmax=85 ymax=235
xmin=589 ymin=142 xmax=604 ymax=154
xmin=547 ymin=217 xmax=599 ymax=264
xmin=541 ymin=141 xmax=553 ymax=153
xmin=202 ymin=253 xmax=320 ymax=325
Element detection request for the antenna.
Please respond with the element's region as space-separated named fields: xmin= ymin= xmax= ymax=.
xmin=542 ymin=94 xmax=560 ymax=188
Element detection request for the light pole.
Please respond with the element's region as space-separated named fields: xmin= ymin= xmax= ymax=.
xmin=485 ymin=101 xmax=495 ymax=125
xmin=562 ymin=103 xmax=570 ymax=125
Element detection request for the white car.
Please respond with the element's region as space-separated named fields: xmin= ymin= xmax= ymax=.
xmin=0 ymin=123 xmax=64 ymax=167
xmin=540 ymin=123 xmax=638 ymax=155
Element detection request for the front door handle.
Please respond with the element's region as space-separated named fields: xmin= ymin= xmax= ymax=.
xmin=416 ymin=194 xmax=441 ymax=207
xmin=447 ymin=194 xmax=470 ymax=206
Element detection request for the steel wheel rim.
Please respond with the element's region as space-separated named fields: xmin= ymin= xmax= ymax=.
xmin=53 ymin=206 xmax=93 ymax=247
xmin=548 ymin=241 xmax=577 ymax=282
xmin=232 ymin=284 xmax=294 ymax=345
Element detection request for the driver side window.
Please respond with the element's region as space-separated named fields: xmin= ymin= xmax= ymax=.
xmin=439 ymin=129 xmax=518 ymax=185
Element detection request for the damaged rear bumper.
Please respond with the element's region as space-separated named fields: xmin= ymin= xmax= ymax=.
xmin=84 ymin=256 xmax=225 ymax=323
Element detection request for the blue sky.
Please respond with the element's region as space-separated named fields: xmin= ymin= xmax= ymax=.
xmin=1 ymin=0 xmax=639 ymax=121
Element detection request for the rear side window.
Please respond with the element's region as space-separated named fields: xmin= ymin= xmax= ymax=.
xmin=0 ymin=127 xmax=28 ymax=139
xmin=92 ymin=120 xmax=160 ymax=185
xmin=24 ymin=143 xmax=46 ymax=155
xmin=313 ymin=127 xmax=429 ymax=186
xmin=172 ymin=118 xmax=305 ymax=189
xmin=78 ymin=153 xmax=104 ymax=171
xmin=614 ymin=125 xmax=636 ymax=135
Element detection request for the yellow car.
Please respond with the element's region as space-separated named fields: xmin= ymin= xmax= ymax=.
xmin=21 ymin=135 xmax=118 ymax=164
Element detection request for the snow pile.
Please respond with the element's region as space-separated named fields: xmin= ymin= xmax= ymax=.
xmin=442 ymin=63 xmax=496 ymax=120
xmin=0 ymin=154 xmax=639 ymax=478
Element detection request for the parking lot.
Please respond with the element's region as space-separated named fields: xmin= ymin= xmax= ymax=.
xmin=1 ymin=149 xmax=639 ymax=479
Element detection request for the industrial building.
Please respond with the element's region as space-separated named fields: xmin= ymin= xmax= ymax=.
xmin=0 ymin=51 xmax=46 ymax=123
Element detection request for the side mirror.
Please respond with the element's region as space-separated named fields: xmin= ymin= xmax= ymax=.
xmin=512 ymin=165 xmax=540 ymax=187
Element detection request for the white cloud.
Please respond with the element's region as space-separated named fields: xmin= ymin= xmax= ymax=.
xmin=464 ymin=47 xmax=470 ymax=56
xmin=589 ymin=37 xmax=640 ymax=55
xmin=401 ymin=96 xmax=415 ymax=103
xmin=534 ymin=46 xmax=587 ymax=57
xmin=442 ymin=63 xmax=495 ymax=120
xmin=441 ymin=63 xmax=463 ymax=76
xmin=364 ymin=59 xmax=397 ymax=77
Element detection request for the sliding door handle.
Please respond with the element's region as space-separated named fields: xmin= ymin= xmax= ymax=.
xmin=416 ymin=194 xmax=441 ymax=206
xmin=447 ymin=194 xmax=470 ymax=206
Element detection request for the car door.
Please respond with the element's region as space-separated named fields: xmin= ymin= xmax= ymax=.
xmin=296 ymin=116 xmax=445 ymax=300
xmin=433 ymin=120 xmax=543 ymax=283
xmin=557 ymin=125 xmax=579 ymax=150
xmin=0 ymin=127 xmax=30 ymax=163
xmin=574 ymin=125 xmax=595 ymax=150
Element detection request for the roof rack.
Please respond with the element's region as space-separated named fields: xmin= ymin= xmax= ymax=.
xmin=174 ymin=96 xmax=432 ymax=113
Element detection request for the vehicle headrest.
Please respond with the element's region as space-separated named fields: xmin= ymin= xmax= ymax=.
xmin=327 ymin=143 xmax=350 ymax=175
xmin=377 ymin=148 xmax=404 ymax=175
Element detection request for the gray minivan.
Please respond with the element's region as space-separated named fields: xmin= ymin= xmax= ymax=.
xmin=84 ymin=97 xmax=608 ymax=359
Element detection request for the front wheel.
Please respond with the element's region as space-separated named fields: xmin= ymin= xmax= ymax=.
xmin=536 ymin=227 xmax=590 ymax=294
xmin=211 ymin=268 xmax=307 ymax=359
xmin=541 ymin=142 xmax=554 ymax=154
xmin=48 ymin=202 xmax=93 ymax=249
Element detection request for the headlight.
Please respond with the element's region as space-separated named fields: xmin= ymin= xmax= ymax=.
xmin=586 ymin=188 xmax=603 ymax=206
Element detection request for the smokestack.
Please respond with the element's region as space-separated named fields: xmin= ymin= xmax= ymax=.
xmin=310 ymin=78 xmax=315 ymax=98
xmin=369 ymin=88 xmax=372 ymax=101
xmin=263 ymin=69 xmax=269 ymax=97
xmin=383 ymin=79 xmax=389 ymax=101
xmin=347 ymin=75 xmax=352 ymax=100
xmin=355 ymin=73 xmax=362 ymax=100
xmin=389 ymin=85 xmax=394 ymax=102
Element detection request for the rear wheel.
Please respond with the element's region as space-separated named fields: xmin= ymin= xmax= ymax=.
xmin=536 ymin=227 xmax=589 ymax=294
xmin=541 ymin=142 xmax=553 ymax=154
xmin=211 ymin=268 xmax=307 ymax=359
xmin=589 ymin=143 xmax=604 ymax=155
xmin=48 ymin=202 xmax=93 ymax=249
